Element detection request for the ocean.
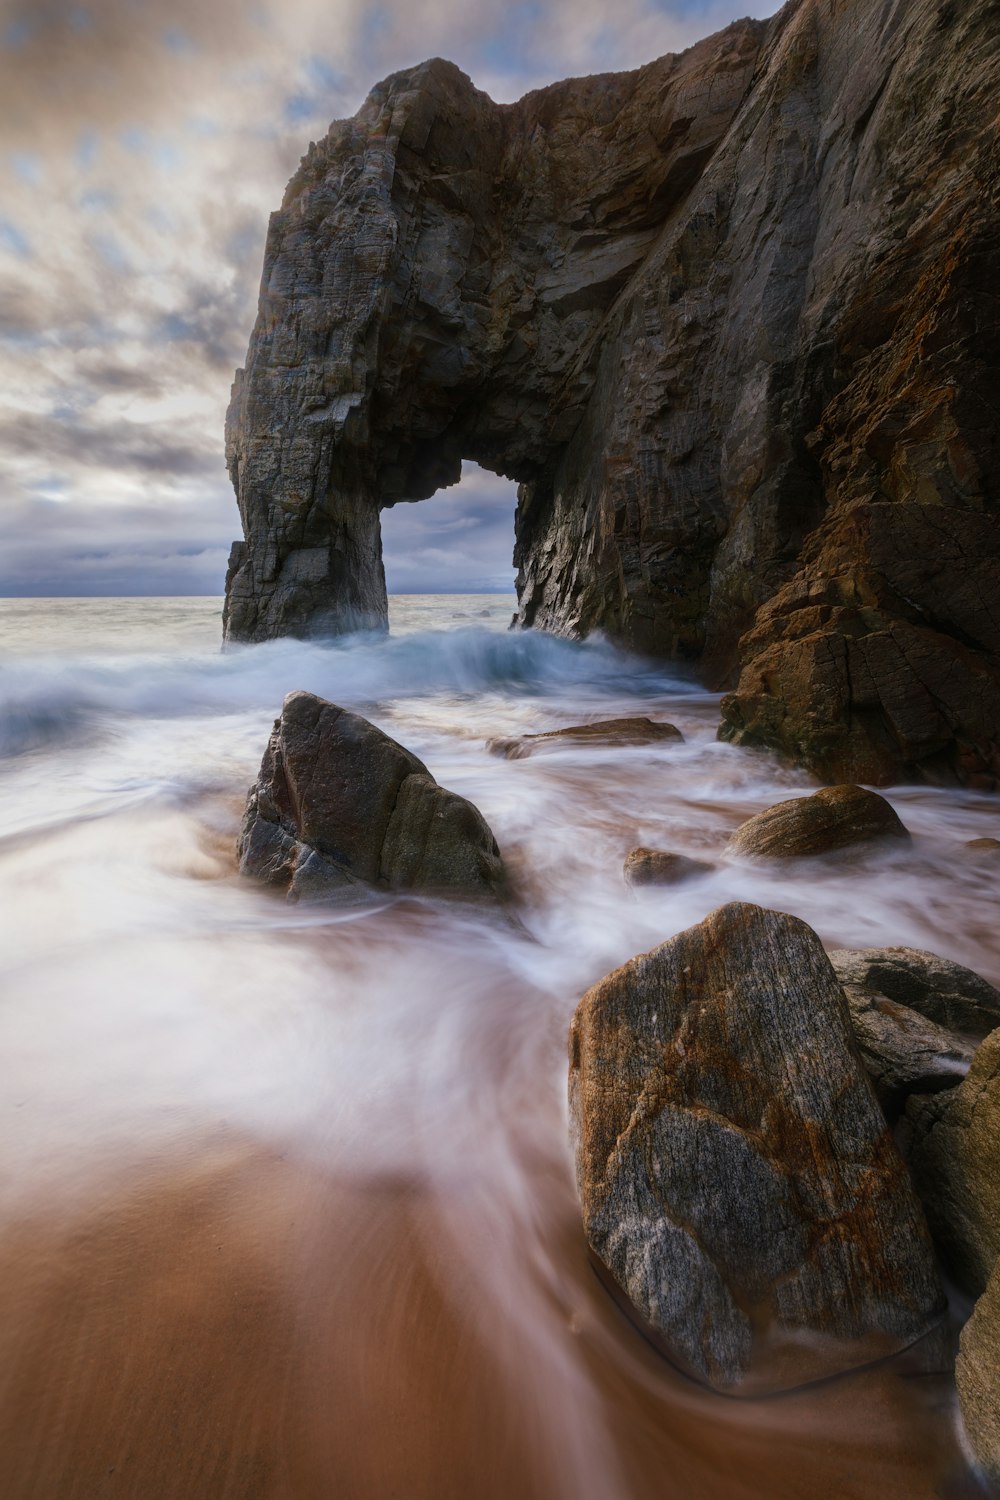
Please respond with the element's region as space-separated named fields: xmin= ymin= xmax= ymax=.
xmin=0 ymin=594 xmax=996 ymax=1498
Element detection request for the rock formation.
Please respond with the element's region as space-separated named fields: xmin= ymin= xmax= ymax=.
xmin=568 ymin=902 xmax=943 ymax=1394
xmin=904 ymin=1027 xmax=1000 ymax=1297
xmin=239 ymin=691 xmax=506 ymax=902
xmin=828 ymin=947 xmax=1000 ymax=1115
xmin=724 ymin=784 xmax=909 ymax=859
xmin=224 ymin=0 xmax=1000 ymax=787
xmin=957 ymin=1261 xmax=1000 ymax=1483
xmin=622 ymin=848 xmax=712 ymax=888
xmin=831 ymin=948 xmax=1000 ymax=1044
xmin=487 ymin=717 xmax=682 ymax=759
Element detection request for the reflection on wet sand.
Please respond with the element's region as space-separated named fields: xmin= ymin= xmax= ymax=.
xmin=0 ymin=1134 xmax=976 ymax=1500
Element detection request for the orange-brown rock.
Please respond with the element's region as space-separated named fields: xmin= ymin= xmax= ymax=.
xmin=904 ymin=1028 xmax=1000 ymax=1298
xmin=725 ymin=785 xmax=909 ymax=860
xmin=488 ymin=717 xmax=682 ymax=760
xmin=569 ymin=902 xmax=943 ymax=1395
xmin=957 ymin=1262 xmax=1000 ymax=1484
xmin=720 ymin=507 xmax=1000 ymax=787
xmin=622 ymin=848 xmax=712 ymax=887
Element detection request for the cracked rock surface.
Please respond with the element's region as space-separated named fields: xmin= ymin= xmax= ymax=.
xmin=568 ymin=902 xmax=943 ymax=1394
xmin=224 ymin=0 xmax=1000 ymax=787
xmin=238 ymin=690 xmax=506 ymax=903
xmin=829 ymin=947 xmax=1000 ymax=1116
xmin=904 ymin=1028 xmax=1000 ymax=1298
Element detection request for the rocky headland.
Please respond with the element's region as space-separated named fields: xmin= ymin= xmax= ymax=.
xmin=224 ymin=0 xmax=1000 ymax=788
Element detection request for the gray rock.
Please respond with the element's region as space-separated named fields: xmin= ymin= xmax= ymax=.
xmin=622 ymin=848 xmax=713 ymax=887
xmin=223 ymin=1 xmax=1000 ymax=789
xmin=725 ymin=785 xmax=910 ymax=860
xmin=488 ymin=718 xmax=682 ymax=760
xmin=239 ymin=691 xmax=506 ymax=903
xmin=957 ymin=1261 xmax=1000 ymax=1485
xmin=569 ymin=901 xmax=943 ymax=1394
xmin=828 ymin=947 xmax=1000 ymax=1114
xmin=904 ymin=1028 xmax=1000 ymax=1297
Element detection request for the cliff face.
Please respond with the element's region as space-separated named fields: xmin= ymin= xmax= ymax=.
xmin=224 ymin=0 xmax=1000 ymax=788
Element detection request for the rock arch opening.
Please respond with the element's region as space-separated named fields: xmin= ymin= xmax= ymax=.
xmin=379 ymin=463 xmax=518 ymax=602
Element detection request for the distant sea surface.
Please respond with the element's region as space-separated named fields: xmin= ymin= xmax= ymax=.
xmin=0 ymin=592 xmax=516 ymax=656
xmin=0 ymin=591 xmax=994 ymax=1499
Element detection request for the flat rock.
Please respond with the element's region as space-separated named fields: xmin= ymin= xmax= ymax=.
xmin=488 ymin=718 xmax=683 ymax=760
xmin=569 ymin=901 xmax=943 ymax=1395
xmin=828 ymin=947 xmax=1000 ymax=1117
xmin=239 ymin=691 xmax=506 ymax=903
xmin=725 ymin=785 xmax=909 ymax=859
xmin=904 ymin=1028 xmax=1000 ymax=1297
xmin=623 ymin=848 xmax=713 ymax=888
xmin=957 ymin=1261 xmax=1000 ymax=1484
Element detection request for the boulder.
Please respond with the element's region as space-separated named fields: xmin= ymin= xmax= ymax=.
xmin=725 ymin=785 xmax=909 ymax=859
xmin=488 ymin=718 xmax=683 ymax=760
xmin=831 ymin=948 xmax=1000 ymax=1042
xmin=569 ymin=901 xmax=943 ymax=1395
xmin=239 ymin=691 xmax=506 ymax=903
xmin=957 ymin=1262 xmax=1000 ymax=1484
xmin=829 ymin=947 xmax=1000 ymax=1115
xmin=623 ymin=848 xmax=713 ymax=888
xmin=904 ymin=1028 xmax=1000 ymax=1297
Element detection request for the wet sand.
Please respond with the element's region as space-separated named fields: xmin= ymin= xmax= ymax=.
xmin=0 ymin=1134 xmax=977 ymax=1500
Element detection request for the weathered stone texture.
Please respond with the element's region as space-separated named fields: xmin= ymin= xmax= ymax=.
xmin=956 ymin=1260 xmax=1000 ymax=1484
xmin=239 ymin=691 xmax=506 ymax=902
xmin=225 ymin=0 xmax=1000 ymax=786
xmin=904 ymin=1028 xmax=1000 ymax=1298
xmin=568 ymin=902 xmax=943 ymax=1394
xmin=488 ymin=717 xmax=682 ymax=760
xmin=622 ymin=848 xmax=712 ymax=888
xmin=724 ymin=784 xmax=909 ymax=859
xmin=829 ymin=947 xmax=1000 ymax=1116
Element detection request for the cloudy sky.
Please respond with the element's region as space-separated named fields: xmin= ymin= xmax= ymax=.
xmin=0 ymin=0 xmax=781 ymax=598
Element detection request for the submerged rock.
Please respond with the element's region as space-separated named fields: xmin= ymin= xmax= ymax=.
xmin=957 ymin=1262 xmax=1000 ymax=1484
xmin=725 ymin=785 xmax=909 ymax=860
xmin=488 ymin=718 xmax=683 ymax=760
xmin=569 ymin=902 xmax=943 ymax=1395
xmin=622 ymin=848 xmax=712 ymax=888
xmin=904 ymin=1028 xmax=1000 ymax=1297
xmin=239 ymin=691 xmax=506 ymax=903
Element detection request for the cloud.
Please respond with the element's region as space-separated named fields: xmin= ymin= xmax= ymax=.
xmin=381 ymin=464 xmax=518 ymax=593
xmin=0 ymin=0 xmax=783 ymax=597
